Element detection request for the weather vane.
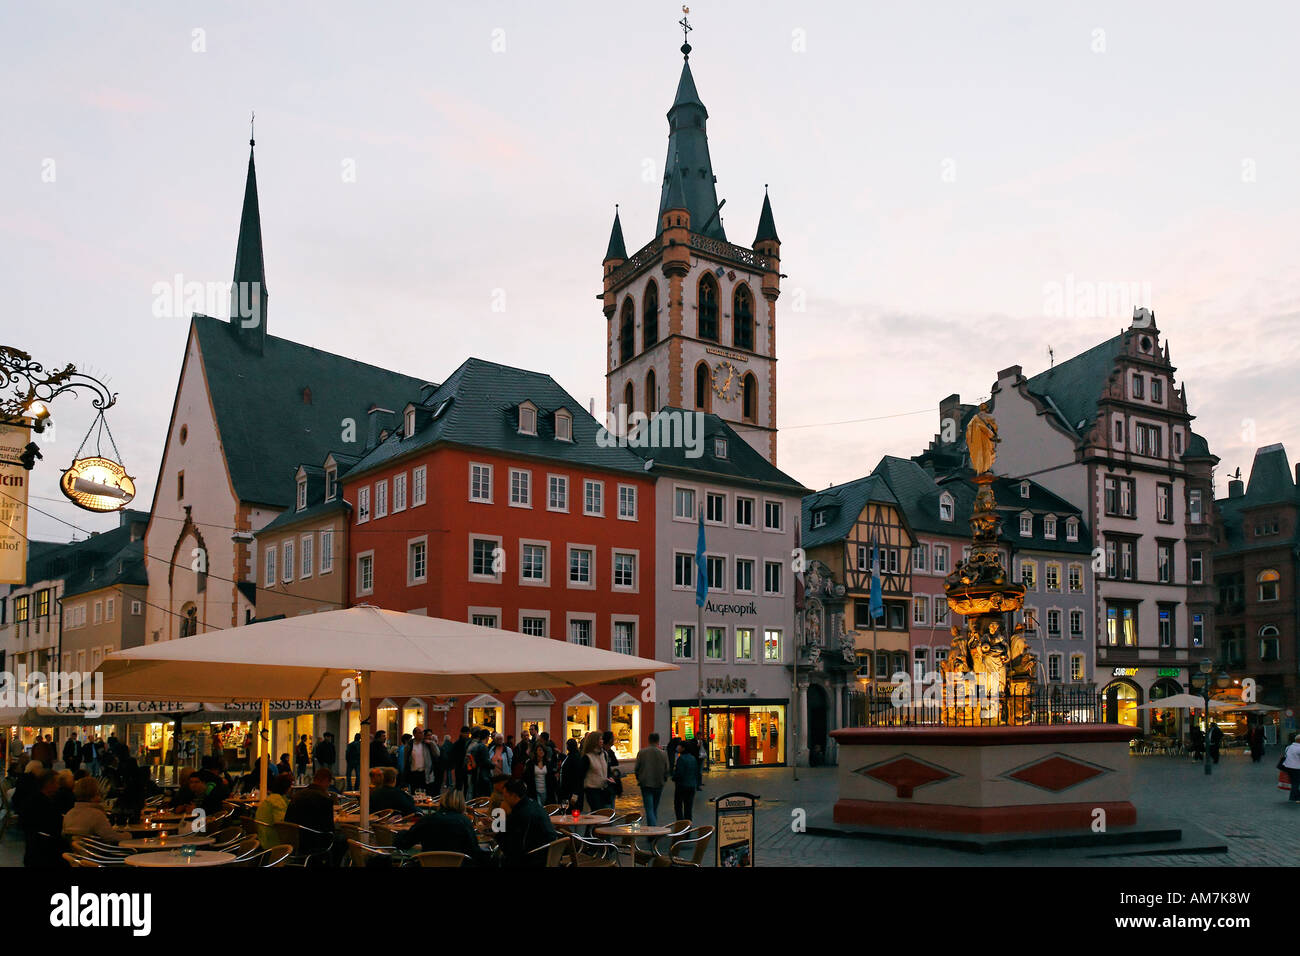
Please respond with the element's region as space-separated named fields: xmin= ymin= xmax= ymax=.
xmin=250 ymin=110 xmax=255 ymax=146
xmin=679 ymin=6 xmax=692 ymax=56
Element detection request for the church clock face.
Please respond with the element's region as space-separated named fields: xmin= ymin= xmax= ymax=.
xmin=711 ymin=361 xmax=740 ymax=401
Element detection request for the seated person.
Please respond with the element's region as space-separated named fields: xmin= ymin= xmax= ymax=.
xmin=254 ymin=773 xmax=294 ymax=848
xmin=369 ymin=767 xmax=415 ymax=815
xmin=168 ymin=767 xmax=197 ymax=808
xmin=393 ymin=788 xmax=491 ymax=865
xmin=62 ymin=776 xmax=130 ymax=843
xmin=177 ymin=771 xmax=226 ymax=817
xmin=284 ymin=768 xmax=337 ymax=853
xmin=495 ymin=779 xmax=557 ymax=868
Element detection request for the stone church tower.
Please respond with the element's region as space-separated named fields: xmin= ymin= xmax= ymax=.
xmin=602 ymin=33 xmax=782 ymax=465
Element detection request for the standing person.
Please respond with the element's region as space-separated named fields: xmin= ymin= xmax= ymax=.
xmin=1189 ymin=724 xmax=1205 ymax=760
xmin=345 ymin=733 xmax=361 ymax=790
xmin=1280 ymin=732 xmax=1300 ymax=803
xmin=512 ymin=734 xmax=531 ymax=780
xmin=488 ymin=733 xmax=513 ymax=777
xmin=524 ymin=744 xmax=557 ymax=806
xmin=449 ymin=727 xmax=471 ymax=794
xmin=81 ymin=737 xmax=99 ymax=778
xmin=580 ymin=732 xmax=611 ymax=812
xmin=558 ymin=738 xmax=583 ymax=809
xmin=62 ymin=734 xmax=81 ymax=773
xmin=1248 ymin=724 xmax=1265 ymax=763
xmin=634 ymin=733 xmax=669 ymax=826
xmin=314 ymin=732 xmax=337 ymax=774
xmin=440 ymin=734 xmax=455 ymax=790
xmin=672 ymin=740 xmax=701 ymax=822
xmin=294 ymin=735 xmax=311 ymax=784
xmin=602 ymin=731 xmax=623 ymax=800
xmin=1207 ymin=721 xmax=1224 ymax=764
xmin=403 ymin=730 xmax=432 ymax=792
xmin=539 ymin=732 xmax=558 ymax=770
xmin=466 ymin=730 xmax=493 ymax=798
xmin=666 ymin=735 xmax=682 ymax=775
xmin=369 ymin=730 xmax=392 ymax=770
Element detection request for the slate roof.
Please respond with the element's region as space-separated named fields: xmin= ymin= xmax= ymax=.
xmin=1216 ymin=444 xmax=1299 ymax=555
xmin=192 ymin=314 xmax=429 ymax=507
xmin=1183 ymin=431 xmax=1213 ymax=460
xmin=255 ymin=498 xmax=349 ymax=536
xmin=604 ymin=210 xmax=627 ymax=261
xmin=754 ymin=190 xmax=779 ymax=244
xmin=1023 ymin=333 xmax=1125 ymax=435
xmin=801 ymin=473 xmax=900 ymax=550
xmin=21 ymin=511 xmax=151 ymax=599
xmin=634 ymin=408 xmax=808 ymax=496
xmin=658 ymin=58 xmax=726 ymax=240
xmin=346 ymin=358 xmax=650 ymax=479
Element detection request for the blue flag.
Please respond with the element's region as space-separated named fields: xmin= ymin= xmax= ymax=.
xmin=869 ymin=539 xmax=884 ymax=621
xmin=695 ymin=511 xmax=708 ymax=608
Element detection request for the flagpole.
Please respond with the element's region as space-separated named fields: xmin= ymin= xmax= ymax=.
xmin=697 ymin=600 xmax=705 ymax=773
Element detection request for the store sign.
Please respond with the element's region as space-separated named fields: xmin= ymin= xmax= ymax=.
xmin=704 ymin=600 xmax=757 ymax=617
xmin=0 ymin=423 xmax=29 ymax=584
xmin=59 ymin=455 xmax=136 ymax=513
xmin=1156 ymin=668 xmax=1181 ymax=678
xmin=1112 ymin=667 xmax=1139 ymax=677
xmin=705 ymin=675 xmax=747 ymax=694
xmin=714 ymin=791 xmax=758 ymax=867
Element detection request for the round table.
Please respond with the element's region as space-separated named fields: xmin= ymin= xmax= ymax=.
xmin=551 ymin=814 xmax=613 ymax=828
xmin=143 ymin=812 xmax=197 ymax=823
xmin=120 ymin=834 xmax=215 ymax=850
xmin=123 ymin=823 xmax=182 ymax=835
xmin=336 ymin=814 xmax=414 ymax=830
xmin=594 ymin=824 xmax=673 ymax=863
xmin=123 ymin=850 xmax=236 ymax=868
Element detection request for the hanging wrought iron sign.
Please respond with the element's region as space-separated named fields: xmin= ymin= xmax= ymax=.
xmin=59 ymin=409 xmax=135 ymax=512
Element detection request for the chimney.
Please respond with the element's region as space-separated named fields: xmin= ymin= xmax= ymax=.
xmin=366 ymin=407 xmax=395 ymax=450
xmin=1228 ymin=478 xmax=1245 ymax=498
xmin=938 ymin=393 xmax=961 ymax=442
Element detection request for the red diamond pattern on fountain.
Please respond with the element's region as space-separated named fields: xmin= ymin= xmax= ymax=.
xmin=1006 ymin=753 xmax=1107 ymax=793
xmin=857 ymin=755 xmax=956 ymax=799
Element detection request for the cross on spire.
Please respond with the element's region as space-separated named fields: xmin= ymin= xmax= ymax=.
xmin=679 ymin=6 xmax=692 ymax=57
xmin=250 ymin=110 xmax=255 ymax=147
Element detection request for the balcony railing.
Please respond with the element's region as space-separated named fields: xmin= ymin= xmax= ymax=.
xmin=688 ymin=234 xmax=773 ymax=273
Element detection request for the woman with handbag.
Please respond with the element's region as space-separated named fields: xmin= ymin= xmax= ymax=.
xmin=580 ymin=732 xmax=612 ymax=811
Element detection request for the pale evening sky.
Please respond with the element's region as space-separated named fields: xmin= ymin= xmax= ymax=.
xmin=3 ymin=0 xmax=1298 ymax=542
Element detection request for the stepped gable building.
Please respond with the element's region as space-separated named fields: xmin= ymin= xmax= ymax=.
xmin=144 ymin=136 xmax=428 ymax=641
xmin=339 ymin=357 xmax=657 ymax=755
xmin=602 ymin=34 xmax=783 ymax=465
xmin=986 ymin=308 xmax=1218 ymax=729
xmin=1214 ymin=443 xmax=1299 ymax=726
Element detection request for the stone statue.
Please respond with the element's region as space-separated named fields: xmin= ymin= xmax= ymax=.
xmin=965 ymin=403 xmax=1000 ymax=475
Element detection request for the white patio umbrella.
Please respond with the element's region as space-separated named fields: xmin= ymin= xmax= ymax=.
xmin=96 ymin=606 xmax=677 ymax=830
xmin=1135 ymin=694 xmax=1238 ymax=710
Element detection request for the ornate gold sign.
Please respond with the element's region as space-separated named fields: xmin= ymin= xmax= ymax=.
xmin=59 ymin=455 xmax=136 ymax=512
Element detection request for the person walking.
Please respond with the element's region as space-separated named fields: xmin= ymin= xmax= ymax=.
xmin=580 ymin=732 xmax=612 ymax=812
xmin=602 ymin=731 xmax=623 ymax=800
xmin=314 ymin=732 xmax=337 ymax=774
xmin=294 ymin=735 xmax=311 ymax=784
xmin=634 ymin=732 xmax=669 ymax=826
xmin=1248 ymin=724 xmax=1265 ymax=763
xmin=1280 ymin=732 xmax=1300 ymax=803
xmin=672 ymin=740 xmax=701 ymax=822
xmin=1207 ymin=721 xmax=1224 ymax=764
xmin=345 ymin=733 xmax=362 ymax=791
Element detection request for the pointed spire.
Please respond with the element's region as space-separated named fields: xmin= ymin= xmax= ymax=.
xmin=664 ymin=162 xmax=688 ymax=213
xmin=604 ymin=205 xmax=627 ymax=261
xmin=230 ymin=127 xmax=268 ymax=350
xmin=658 ymin=55 xmax=725 ymax=240
xmin=754 ymin=185 xmax=780 ymax=245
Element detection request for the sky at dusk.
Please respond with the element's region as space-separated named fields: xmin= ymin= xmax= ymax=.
xmin=4 ymin=0 xmax=1298 ymax=542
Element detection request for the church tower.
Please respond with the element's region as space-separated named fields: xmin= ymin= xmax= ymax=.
xmin=603 ymin=22 xmax=782 ymax=464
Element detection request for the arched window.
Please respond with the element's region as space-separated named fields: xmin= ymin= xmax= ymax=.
xmin=624 ymin=381 xmax=634 ymax=415
xmin=694 ymin=362 xmax=711 ymax=411
xmin=742 ymin=373 xmax=757 ymax=422
xmin=1260 ymin=624 xmax=1280 ymax=661
xmin=733 ymin=284 xmax=754 ymax=350
xmin=645 ymin=368 xmax=657 ymax=414
xmin=619 ymin=298 xmax=635 ymax=364
xmin=1258 ymin=568 xmax=1280 ymax=602
xmin=643 ymin=282 xmax=659 ymax=349
xmin=698 ymin=273 xmax=719 ymax=341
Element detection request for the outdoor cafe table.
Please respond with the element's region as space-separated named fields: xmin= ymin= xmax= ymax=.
xmin=123 ymin=850 xmax=236 ymax=868
xmin=551 ymin=814 xmax=613 ymax=836
xmin=335 ymin=813 xmax=415 ymax=830
xmin=595 ymin=824 xmax=673 ymax=863
xmin=119 ymin=834 xmax=215 ymax=850
xmin=143 ymin=812 xmax=198 ymax=823
xmin=123 ymin=822 xmax=183 ymax=835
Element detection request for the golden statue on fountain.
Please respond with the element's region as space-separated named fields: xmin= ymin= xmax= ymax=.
xmin=938 ymin=404 xmax=1039 ymax=724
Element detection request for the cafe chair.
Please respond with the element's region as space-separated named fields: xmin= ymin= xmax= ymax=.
xmin=63 ymin=853 xmax=101 ymax=867
xmin=587 ymin=807 xmax=618 ymax=821
xmin=567 ymin=833 xmax=621 ymax=867
xmin=66 ymin=842 xmax=128 ymax=866
xmin=260 ymin=844 xmax=293 ymax=867
xmin=75 ymin=835 xmax=132 ymax=855
xmin=346 ymin=839 xmax=402 ymax=868
xmin=543 ymin=804 xmax=561 ymax=815
xmin=465 ymin=797 xmax=491 ymax=811
xmin=370 ymin=825 xmax=397 ymax=848
xmin=271 ymin=821 xmax=327 ymax=863
xmin=209 ymin=826 xmax=244 ymax=849
xmin=412 ymin=851 xmax=470 ymax=867
xmin=227 ymin=837 xmax=262 ymax=866
xmin=666 ymin=825 xmax=714 ymax=867
xmin=525 ymin=836 xmax=571 ymax=868
xmin=632 ymin=819 xmax=691 ymax=866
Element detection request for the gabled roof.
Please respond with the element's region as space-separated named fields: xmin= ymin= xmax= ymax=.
xmin=801 ymin=473 xmax=900 ymax=550
xmin=192 ymin=314 xmax=428 ymax=507
xmin=345 ymin=358 xmax=649 ymax=478
xmin=634 ymin=409 xmax=807 ymax=495
xmin=1023 ymin=333 xmax=1125 ymax=435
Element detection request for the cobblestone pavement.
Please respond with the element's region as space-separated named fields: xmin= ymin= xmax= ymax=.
xmin=5 ymin=752 xmax=1295 ymax=867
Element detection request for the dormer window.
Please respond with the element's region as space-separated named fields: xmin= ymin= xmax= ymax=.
xmin=1044 ymin=515 xmax=1057 ymax=539
xmin=519 ymin=403 xmax=538 ymax=436
xmin=1065 ymin=517 xmax=1079 ymax=542
xmin=325 ymin=467 xmax=337 ymax=502
xmin=939 ymin=493 xmax=954 ymax=522
xmin=1019 ymin=481 xmax=1030 ymax=499
xmin=811 ymin=510 xmax=827 ymax=529
xmin=555 ymin=411 xmax=573 ymax=442
xmin=1019 ymin=512 xmax=1033 ymax=537
xmin=714 ymin=437 xmax=728 ymax=459
xmin=296 ymin=478 xmax=307 ymax=511
xmin=405 ymin=407 xmax=417 ymax=438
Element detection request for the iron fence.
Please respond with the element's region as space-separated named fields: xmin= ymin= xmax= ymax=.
xmin=846 ymin=686 xmax=1103 ymax=728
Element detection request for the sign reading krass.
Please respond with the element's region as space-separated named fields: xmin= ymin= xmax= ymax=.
xmin=0 ymin=422 xmax=30 ymax=584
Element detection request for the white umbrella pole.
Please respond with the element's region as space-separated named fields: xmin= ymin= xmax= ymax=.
xmin=259 ymin=699 xmax=269 ymax=796
xmin=358 ymin=670 xmax=370 ymax=833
